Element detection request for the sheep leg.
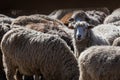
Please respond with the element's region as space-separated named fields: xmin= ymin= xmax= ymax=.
xmin=3 ymin=55 xmax=16 ymax=80
xmin=24 ymin=75 xmax=34 ymax=80
xmin=34 ymin=74 xmax=39 ymax=80
xmin=5 ymin=68 xmax=16 ymax=80
xmin=80 ymin=69 xmax=92 ymax=80
xmin=15 ymin=70 xmax=23 ymax=80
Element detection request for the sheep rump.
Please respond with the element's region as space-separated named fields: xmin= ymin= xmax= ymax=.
xmin=1 ymin=27 xmax=79 ymax=80
xmin=79 ymin=46 xmax=120 ymax=80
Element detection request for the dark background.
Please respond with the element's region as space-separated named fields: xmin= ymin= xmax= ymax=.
xmin=0 ymin=0 xmax=120 ymax=17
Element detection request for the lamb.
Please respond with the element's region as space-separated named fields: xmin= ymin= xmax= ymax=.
xmin=104 ymin=8 xmax=120 ymax=26
xmin=72 ymin=21 xmax=120 ymax=58
xmin=78 ymin=46 xmax=120 ymax=80
xmin=11 ymin=14 xmax=74 ymax=51
xmin=1 ymin=27 xmax=79 ymax=80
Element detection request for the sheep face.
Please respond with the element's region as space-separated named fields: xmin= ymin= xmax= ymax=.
xmin=74 ymin=21 xmax=93 ymax=41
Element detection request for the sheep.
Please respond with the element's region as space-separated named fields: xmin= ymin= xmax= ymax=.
xmin=11 ymin=14 xmax=74 ymax=51
xmin=104 ymin=8 xmax=120 ymax=25
xmin=0 ymin=24 xmax=10 ymax=80
xmin=112 ymin=37 xmax=120 ymax=46
xmin=67 ymin=9 xmax=108 ymax=29
xmin=78 ymin=45 xmax=120 ymax=80
xmin=72 ymin=21 xmax=120 ymax=58
xmin=0 ymin=15 xmax=14 ymax=80
xmin=0 ymin=15 xmax=35 ymax=80
xmin=1 ymin=27 xmax=79 ymax=80
xmin=54 ymin=8 xmax=109 ymax=29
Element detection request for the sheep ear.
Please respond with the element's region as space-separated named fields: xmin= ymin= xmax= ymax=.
xmin=87 ymin=25 xmax=94 ymax=29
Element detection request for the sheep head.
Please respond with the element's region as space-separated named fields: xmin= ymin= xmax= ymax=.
xmin=73 ymin=21 xmax=93 ymax=42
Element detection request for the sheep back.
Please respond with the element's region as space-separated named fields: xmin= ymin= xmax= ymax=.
xmin=91 ymin=24 xmax=120 ymax=45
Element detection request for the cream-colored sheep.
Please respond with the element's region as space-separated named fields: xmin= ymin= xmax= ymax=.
xmin=79 ymin=46 xmax=120 ymax=80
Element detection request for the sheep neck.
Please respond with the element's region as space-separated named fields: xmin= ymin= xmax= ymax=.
xmin=73 ymin=31 xmax=90 ymax=58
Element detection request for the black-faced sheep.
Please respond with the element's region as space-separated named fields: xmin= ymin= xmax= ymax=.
xmin=11 ymin=14 xmax=74 ymax=51
xmin=104 ymin=8 xmax=120 ymax=26
xmin=1 ymin=27 xmax=79 ymax=80
xmin=72 ymin=21 xmax=120 ymax=58
xmin=78 ymin=46 xmax=120 ymax=80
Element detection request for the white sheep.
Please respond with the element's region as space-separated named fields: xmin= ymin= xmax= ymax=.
xmin=1 ymin=27 xmax=79 ymax=80
xmin=78 ymin=46 xmax=120 ymax=80
xmin=72 ymin=21 xmax=120 ymax=58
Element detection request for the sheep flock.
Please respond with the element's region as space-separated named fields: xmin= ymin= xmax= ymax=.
xmin=1 ymin=7 xmax=120 ymax=80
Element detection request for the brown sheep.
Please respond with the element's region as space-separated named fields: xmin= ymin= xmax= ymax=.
xmin=11 ymin=14 xmax=74 ymax=51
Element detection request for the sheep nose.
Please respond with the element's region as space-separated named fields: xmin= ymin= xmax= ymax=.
xmin=77 ymin=35 xmax=81 ymax=40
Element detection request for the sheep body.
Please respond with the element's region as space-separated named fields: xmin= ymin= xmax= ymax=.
xmin=1 ymin=27 xmax=79 ymax=80
xmin=91 ymin=24 xmax=120 ymax=45
xmin=79 ymin=46 xmax=120 ymax=80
